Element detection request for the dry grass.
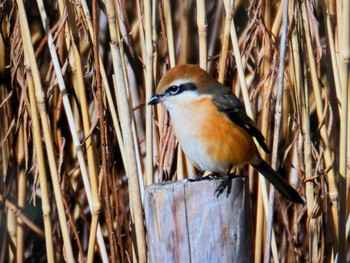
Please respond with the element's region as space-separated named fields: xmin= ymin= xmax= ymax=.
xmin=0 ymin=0 xmax=349 ymax=262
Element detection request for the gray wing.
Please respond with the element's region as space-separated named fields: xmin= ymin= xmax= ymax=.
xmin=212 ymin=93 xmax=271 ymax=154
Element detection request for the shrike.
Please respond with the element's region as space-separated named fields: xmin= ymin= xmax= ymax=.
xmin=149 ymin=64 xmax=303 ymax=203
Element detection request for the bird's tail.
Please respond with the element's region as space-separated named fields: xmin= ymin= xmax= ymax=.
xmin=252 ymin=158 xmax=304 ymax=204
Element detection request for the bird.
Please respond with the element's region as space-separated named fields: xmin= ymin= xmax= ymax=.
xmin=148 ymin=64 xmax=304 ymax=204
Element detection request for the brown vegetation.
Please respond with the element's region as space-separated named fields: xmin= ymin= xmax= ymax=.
xmin=0 ymin=0 xmax=349 ymax=262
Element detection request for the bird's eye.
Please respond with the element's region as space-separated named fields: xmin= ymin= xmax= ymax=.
xmin=166 ymin=85 xmax=180 ymax=95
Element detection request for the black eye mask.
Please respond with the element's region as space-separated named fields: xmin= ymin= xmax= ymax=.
xmin=165 ymin=83 xmax=197 ymax=96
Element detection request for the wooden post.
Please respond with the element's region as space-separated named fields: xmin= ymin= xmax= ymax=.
xmin=144 ymin=176 xmax=253 ymax=263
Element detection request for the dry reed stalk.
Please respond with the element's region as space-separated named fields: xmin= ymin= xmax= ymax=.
xmin=112 ymin=5 xmax=145 ymax=192
xmin=231 ymin=4 xmax=280 ymax=261
xmin=175 ymin=149 xmax=184 ymax=180
xmin=196 ymin=0 xmax=207 ymax=70
xmin=16 ymin=125 xmax=26 ymax=262
xmin=321 ymin=1 xmax=341 ymax=111
xmin=52 ymin=60 xmax=61 ymax=150
xmin=260 ymin=1 xmax=274 ymax=261
xmin=336 ymin=0 xmax=349 ymax=261
xmin=74 ymin=32 xmax=101 ymax=263
xmin=7 ymin=209 xmax=16 ymax=261
xmin=222 ymin=3 xmax=277 ymax=262
xmin=113 ymin=75 xmax=145 ymax=260
xmin=111 ymin=173 xmax=127 ymax=263
xmin=301 ymin=70 xmax=320 ymax=263
xmin=94 ymin=2 xmax=118 ymax=262
xmin=161 ymin=0 xmax=185 ymax=180
xmin=111 ymin=2 xmax=143 ymax=262
xmin=222 ymin=3 xmax=270 ymax=262
xmin=79 ymin=3 xmax=124 ymax=261
xmin=207 ymin=1 xmax=223 ymax=72
xmin=218 ymin=0 xmax=234 ymax=83
xmin=87 ymin=215 xmax=99 ymax=263
xmin=111 ymin=42 xmax=147 ymax=262
xmin=80 ymin=0 xmax=127 ymax=169
xmin=155 ymin=4 xmax=172 ymax=181
xmin=0 ymin=24 xmax=14 ymax=261
xmin=271 ymin=3 xmax=283 ymax=38
xmin=122 ymin=2 xmax=148 ymax=187
xmin=117 ymin=1 xmax=144 ymax=185
xmin=61 ymin=193 xmax=85 ymax=258
xmin=254 ymin=192 xmax=264 ymax=263
xmin=255 ymin=3 xmax=274 ymax=225
xmin=17 ymin=0 xmax=75 ymax=261
xmin=263 ymin=0 xmax=271 ymax=32
xmin=318 ymin=14 xmax=343 ymax=241
xmin=23 ymin=54 xmax=55 ymax=263
xmin=1 ymin=0 xmax=346 ymax=260
xmin=0 ymin=28 xmax=10 ymax=190
xmin=254 ymin=134 xmax=265 ymax=258
xmin=6 ymin=159 xmax=16 ymax=260
xmin=290 ymin=14 xmax=319 ymax=262
xmin=114 ymin=0 xmax=145 ymax=193
xmin=259 ymin=164 xmax=279 ymax=263
xmin=347 ymin=112 xmax=350 ymax=233
xmin=144 ymin=0 xmax=154 ymax=186
xmin=152 ymin=0 xmax=158 ymax=81
xmin=223 ymin=1 xmax=252 ymax=133
xmin=261 ymin=3 xmax=283 ymax=259
xmin=35 ymin=1 xmax=113 ymax=261
xmin=0 ymin=19 xmax=17 ymax=260
xmin=162 ymin=0 xmax=176 ymax=67
xmin=119 ymin=0 xmax=148 ymax=226
xmin=175 ymin=20 xmax=196 ymax=178
xmin=178 ymin=0 xmax=189 ymax=64
xmin=136 ymin=0 xmax=147 ymax=68
xmin=0 ymin=240 xmax=5 ymax=262
xmin=301 ymin=0 xmax=339 ymax=255
xmin=7 ymin=212 xmax=16 ymax=257
xmin=0 ymin=100 xmax=10 ymax=176
xmin=0 ymin=195 xmax=46 ymax=239
xmin=57 ymin=2 xmax=103 ymax=261
xmin=65 ymin=0 xmax=101 ymax=210
xmin=6 ymin=213 xmax=17 ymax=259
xmin=264 ymin=1 xmax=290 ymax=262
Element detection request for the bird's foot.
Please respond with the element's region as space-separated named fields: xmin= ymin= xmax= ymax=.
xmin=187 ymin=171 xmax=220 ymax=182
xmin=215 ymin=173 xmax=246 ymax=198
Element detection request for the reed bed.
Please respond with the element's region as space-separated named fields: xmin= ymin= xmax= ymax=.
xmin=0 ymin=0 xmax=349 ymax=262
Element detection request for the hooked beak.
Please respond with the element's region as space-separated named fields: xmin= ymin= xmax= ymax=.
xmin=148 ymin=94 xmax=163 ymax=105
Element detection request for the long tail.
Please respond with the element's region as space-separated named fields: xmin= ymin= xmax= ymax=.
xmin=252 ymin=159 xmax=304 ymax=204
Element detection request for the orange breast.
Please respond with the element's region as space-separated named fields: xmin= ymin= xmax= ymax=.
xmin=192 ymin=98 xmax=257 ymax=167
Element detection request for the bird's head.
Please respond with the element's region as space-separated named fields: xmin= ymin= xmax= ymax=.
xmin=148 ymin=64 xmax=226 ymax=108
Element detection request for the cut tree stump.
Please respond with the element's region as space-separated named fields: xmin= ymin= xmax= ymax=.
xmin=144 ymin=176 xmax=253 ymax=263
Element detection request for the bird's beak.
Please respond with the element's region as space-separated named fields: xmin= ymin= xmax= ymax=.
xmin=148 ymin=94 xmax=163 ymax=105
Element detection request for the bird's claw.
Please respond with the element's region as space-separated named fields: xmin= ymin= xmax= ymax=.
xmin=215 ymin=174 xmax=243 ymax=198
xmin=187 ymin=173 xmax=219 ymax=182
